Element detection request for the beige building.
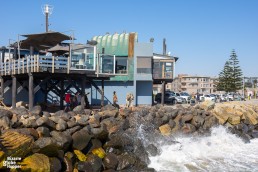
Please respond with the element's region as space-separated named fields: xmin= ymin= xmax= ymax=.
xmin=168 ymin=74 xmax=218 ymax=94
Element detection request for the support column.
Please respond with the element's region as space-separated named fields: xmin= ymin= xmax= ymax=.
xmin=12 ymin=76 xmax=17 ymax=108
xmin=101 ymin=79 xmax=104 ymax=107
xmin=60 ymin=80 xmax=64 ymax=110
xmin=29 ymin=73 xmax=34 ymax=111
xmin=161 ymin=81 xmax=165 ymax=106
xmin=81 ymin=77 xmax=86 ymax=109
xmin=0 ymin=77 xmax=4 ymax=98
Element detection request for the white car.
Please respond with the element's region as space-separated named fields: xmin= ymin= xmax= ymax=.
xmin=175 ymin=92 xmax=191 ymax=103
xmin=200 ymin=94 xmax=216 ymax=102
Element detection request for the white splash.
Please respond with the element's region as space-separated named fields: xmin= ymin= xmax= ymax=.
xmin=148 ymin=126 xmax=258 ymax=172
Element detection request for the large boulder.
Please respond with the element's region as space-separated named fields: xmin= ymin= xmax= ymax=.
xmin=0 ymin=109 xmax=13 ymax=118
xmin=50 ymin=131 xmax=72 ymax=151
xmin=29 ymin=105 xmax=42 ymax=116
xmin=159 ymin=124 xmax=171 ymax=136
xmin=0 ymin=130 xmax=34 ymax=158
xmin=72 ymin=129 xmax=91 ymax=150
xmin=20 ymin=153 xmax=50 ymax=172
xmin=33 ymin=137 xmax=61 ymax=157
xmin=199 ymin=100 xmax=215 ymax=111
xmin=103 ymin=153 xmax=119 ymax=170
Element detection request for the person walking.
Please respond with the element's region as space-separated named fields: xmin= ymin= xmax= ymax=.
xmin=64 ymin=91 xmax=71 ymax=112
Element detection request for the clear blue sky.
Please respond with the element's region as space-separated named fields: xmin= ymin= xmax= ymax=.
xmin=1 ymin=0 xmax=257 ymax=77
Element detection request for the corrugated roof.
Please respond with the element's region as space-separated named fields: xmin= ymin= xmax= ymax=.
xmin=92 ymin=32 xmax=138 ymax=56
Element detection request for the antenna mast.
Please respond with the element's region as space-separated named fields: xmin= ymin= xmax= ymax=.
xmin=42 ymin=4 xmax=53 ymax=32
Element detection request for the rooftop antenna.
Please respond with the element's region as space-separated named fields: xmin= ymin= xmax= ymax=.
xmin=42 ymin=4 xmax=54 ymax=32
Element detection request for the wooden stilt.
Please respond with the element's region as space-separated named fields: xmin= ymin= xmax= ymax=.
xmin=0 ymin=77 xmax=4 ymax=98
xmin=161 ymin=81 xmax=165 ymax=106
xmin=12 ymin=76 xmax=17 ymax=108
xmin=29 ymin=73 xmax=34 ymax=111
xmin=81 ymin=77 xmax=86 ymax=109
xmin=101 ymin=79 xmax=104 ymax=107
xmin=60 ymin=79 xmax=64 ymax=110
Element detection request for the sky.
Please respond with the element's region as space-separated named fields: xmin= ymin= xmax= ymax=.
xmin=0 ymin=0 xmax=257 ymax=77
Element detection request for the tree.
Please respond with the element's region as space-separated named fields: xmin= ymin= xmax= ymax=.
xmin=216 ymin=50 xmax=243 ymax=92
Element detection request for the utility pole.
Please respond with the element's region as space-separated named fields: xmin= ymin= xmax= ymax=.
xmin=42 ymin=4 xmax=53 ymax=32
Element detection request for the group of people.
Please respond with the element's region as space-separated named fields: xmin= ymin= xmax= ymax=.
xmin=113 ymin=91 xmax=134 ymax=109
xmin=64 ymin=92 xmax=81 ymax=112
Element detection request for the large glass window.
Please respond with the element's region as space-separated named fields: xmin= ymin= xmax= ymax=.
xmin=115 ymin=57 xmax=127 ymax=74
xmin=71 ymin=46 xmax=94 ymax=70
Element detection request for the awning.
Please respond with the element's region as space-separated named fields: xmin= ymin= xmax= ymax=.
xmin=19 ymin=31 xmax=73 ymax=51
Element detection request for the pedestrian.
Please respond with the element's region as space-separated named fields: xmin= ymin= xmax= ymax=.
xmin=76 ymin=92 xmax=81 ymax=105
xmin=113 ymin=91 xmax=119 ymax=109
xmin=196 ymin=92 xmax=200 ymax=104
xmin=64 ymin=91 xmax=71 ymax=112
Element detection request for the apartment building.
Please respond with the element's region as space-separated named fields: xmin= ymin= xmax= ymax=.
xmin=169 ymin=74 xmax=217 ymax=94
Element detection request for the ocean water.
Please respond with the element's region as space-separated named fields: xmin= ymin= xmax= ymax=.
xmin=148 ymin=126 xmax=258 ymax=172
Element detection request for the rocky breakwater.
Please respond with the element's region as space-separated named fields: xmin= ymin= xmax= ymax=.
xmin=0 ymin=100 xmax=257 ymax=171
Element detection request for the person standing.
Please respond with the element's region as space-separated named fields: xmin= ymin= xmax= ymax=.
xmin=64 ymin=91 xmax=71 ymax=112
xmin=113 ymin=91 xmax=119 ymax=109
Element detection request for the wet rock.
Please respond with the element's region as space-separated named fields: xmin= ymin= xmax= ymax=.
xmin=90 ymin=123 xmax=109 ymax=141
xmin=251 ymin=131 xmax=258 ymax=138
xmin=182 ymin=114 xmax=193 ymax=123
xmin=77 ymin=161 xmax=93 ymax=172
xmin=21 ymin=153 xmax=50 ymax=171
xmin=104 ymin=133 xmax=133 ymax=150
xmin=87 ymin=154 xmax=102 ymax=172
xmin=191 ymin=115 xmax=205 ymax=128
xmin=33 ymin=137 xmax=61 ymax=156
xmin=50 ymin=157 xmax=62 ymax=172
xmin=146 ymin=144 xmax=158 ymax=156
xmin=203 ymin=115 xmax=218 ymax=130
xmin=228 ymin=116 xmax=241 ymax=125
xmin=159 ymin=124 xmax=171 ymax=136
xmin=103 ymin=153 xmax=118 ymax=170
xmin=72 ymin=129 xmax=91 ymax=150
xmin=182 ymin=123 xmax=196 ymax=134
xmin=116 ymin=153 xmax=136 ymax=171
xmin=37 ymin=126 xmax=50 ymax=137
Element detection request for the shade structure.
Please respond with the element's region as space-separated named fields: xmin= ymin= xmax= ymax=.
xmin=19 ymin=31 xmax=73 ymax=51
xmin=47 ymin=43 xmax=69 ymax=56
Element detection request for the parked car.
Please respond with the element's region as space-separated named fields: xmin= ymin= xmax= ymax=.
xmin=176 ymin=92 xmax=191 ymax=103
xmin=155 ymin=91 xmax=184 ymax=104
xmin=200 ymin=94 xmax=216 ymax=102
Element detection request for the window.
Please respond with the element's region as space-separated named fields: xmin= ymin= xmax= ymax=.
xmin=137 ymin=56 xmax=152 ymax=74
xmin=115 ymin=57 xmax=127 ymax=74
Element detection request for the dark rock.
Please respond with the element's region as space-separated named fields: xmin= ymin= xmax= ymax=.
xmin=166 ymin=109 xmax=179 ymax=119
xmin=116 ymin=153 xmax=137 ymax=171
xmin=50 ymin=157 xmax=62 ymax=172
xmin=84 ymin=109 xmax=92 ymax=116
xmin=73 ymin=105 xmax=85 ymax=114
xmin=36 ymin=116 xmax=56 ymax=129
xmin=42 ymin=111 xmax=50 ymax=117
xmin=191 ymin=115 xmax=205 ymax=128
xmin=203 ymin=115 xmax=218 ymax=130
xmin=104 ymin=133 xmax=133 ymax=151
xmin=103 ymin=169 xmax=116 ymax=172
xmin=54 ymin=110 xmax=65 ymax=116
xmin=64 ymin=125 xmax=82 ymax=135
xmin=67 ymin=120 xmax=78 ymax=128
xmin=100 ymin=110 xmax=119 ymax=119
xmin=89 ymin=115 xmax=101 ymax=128
xmin=72 ymin=129 xmax=91 ymax=150
xmin=10 ymin=107 xmax=28 ymax=116
xmin=103 ymin=153 xmax=118 ymax=170
xmin=251 ymin=131 xmax=258 ymax=138
xmin=146 ymin=144 xmax=158 ymax=156
xmin=0 ymin=116 xmax=11 ymax=129
xmin=77 ymin=161 xmax=93 ymax=172
xmin=50 ymin=131 xmax=72 ymax=151
xmin=86 ymin=154 xmax=102 ymax=172
xmin=240 ymin=133 xmax=251 ymax=143
xmin=102 ymin=104 xmax=116 ymax=111
xmin=90 ymin=123 xmax=108 ymax=139
xmin=168 ymin=119 xmax=176 ymax=129
xmin=86 ymin=139 xmax=103 ymax=153
xmin=153 ymin=117 xmax=164 ymax=129
xmin=63 ymin=156 xmax=73 ymax=172
xmin=67 ymin=111 xmax=77 ymax=117
xmin=37 ymin=127 xmax=50 ymax=137
xmin=56 ymin=118 xmax=68 ymax=131
xmin=133 ymin=139 xmax=149 ymax=164
xmin=33 ymin=137 xmax=61 ymax=156
xmin=60 ymin=112 xmax=71 ymax=121
xmin=182 ymin=114 xmax=193 ymax=123
xmin=161 ymin=115 xmax=169 ymax=124
xmin=29 ymin=105 xmax=42 ymax=116
xmin=181 ymin=123 xmax=196 ymax=134
xmin=0 ymin=109 xmax=13 ymax=118
xmin=15 ymin=128 xmax=39 ymax=140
